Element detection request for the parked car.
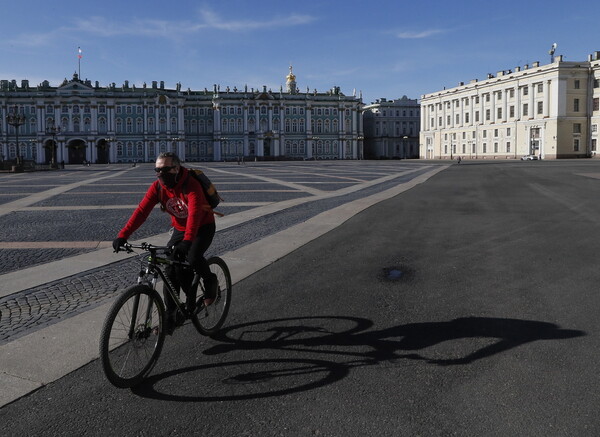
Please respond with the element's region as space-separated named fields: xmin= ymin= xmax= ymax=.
xmin=521 ymin=154 xmax=538 ymax=161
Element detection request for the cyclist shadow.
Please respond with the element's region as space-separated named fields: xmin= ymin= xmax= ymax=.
xmin=132 ymin=316 xmax=585 ymax=402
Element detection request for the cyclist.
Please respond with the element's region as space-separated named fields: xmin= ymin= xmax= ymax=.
xmin=112 ymin=152 xmax=217 ymax=333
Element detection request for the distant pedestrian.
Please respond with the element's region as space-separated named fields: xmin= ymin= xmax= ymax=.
xmin=60 ymin=160 xmax=65 ymax=169
xmin=457 ymin=156 xmax=462 ymax=164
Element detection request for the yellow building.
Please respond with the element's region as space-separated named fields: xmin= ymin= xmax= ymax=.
xmin=420 ymin=51 xmax=600 ymax=160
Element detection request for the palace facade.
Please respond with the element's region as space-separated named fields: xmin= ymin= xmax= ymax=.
xmin=0 ymin=67 xmax=363 ymax=165
xmin=420 ymin=51 xmax=600 ymax=160
xmin=362 ymin=96 xmax=420 ymax=159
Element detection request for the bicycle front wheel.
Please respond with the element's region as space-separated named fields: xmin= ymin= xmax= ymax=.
xmin=192 ymin=256 xmax=232 ymax=336
xmin=99 ymin=285 xmax=166 ymax=388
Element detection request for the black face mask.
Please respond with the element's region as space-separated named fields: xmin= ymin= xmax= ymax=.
xmin=158 ymin=172 xmax=178 ymax=188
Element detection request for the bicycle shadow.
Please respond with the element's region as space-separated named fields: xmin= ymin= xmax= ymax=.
xmin=131 ymin=316 xmax=585 ymax=402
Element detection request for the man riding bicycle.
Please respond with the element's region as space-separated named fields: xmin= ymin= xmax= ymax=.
xmin=112 ymin=152 xmax=217 ymax=333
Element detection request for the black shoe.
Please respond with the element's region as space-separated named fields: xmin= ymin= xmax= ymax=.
xmin=203 ymin=274 xmax=218 ymax=306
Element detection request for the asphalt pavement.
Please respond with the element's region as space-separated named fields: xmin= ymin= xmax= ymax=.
xmin=2 ymin=159 xmax=600 ymax=436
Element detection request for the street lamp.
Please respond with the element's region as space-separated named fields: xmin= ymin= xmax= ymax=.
xmin=46 ymin=121 xmax=61 ymax=168
xmin=6 ymin=105 xmax=26 ymax=169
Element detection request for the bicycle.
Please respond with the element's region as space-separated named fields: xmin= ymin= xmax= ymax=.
xmin=99 ymin=242 xmax=232 ymax=388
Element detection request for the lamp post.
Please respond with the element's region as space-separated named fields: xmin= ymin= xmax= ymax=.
xmin=46 ymin=121 xmax=61 ymax=168
xmin=6 ymin=105 xmax=26 ymax=170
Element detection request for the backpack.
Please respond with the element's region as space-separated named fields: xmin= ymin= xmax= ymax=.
xmin=157 ymin=168 xmax=223 ymax=213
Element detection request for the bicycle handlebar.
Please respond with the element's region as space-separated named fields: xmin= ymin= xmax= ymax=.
xmin=120 ymin=242 xmax=170 ymax=253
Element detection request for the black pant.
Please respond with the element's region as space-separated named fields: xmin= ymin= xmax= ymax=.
xmin=164 ymin=223 xmax=215 ymax=312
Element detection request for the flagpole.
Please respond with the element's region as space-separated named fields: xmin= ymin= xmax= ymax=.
xmin=77 ymin=47 xmax=82 ymax=78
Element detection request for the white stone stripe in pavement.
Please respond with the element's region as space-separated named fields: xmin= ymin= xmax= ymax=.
xmin=0 ymin=164 xmax=448 ymax=408
xmin=0 ymin=166 xmax=429 ymax=296
xmin=0 ymin=167 xmax=137 ymax=218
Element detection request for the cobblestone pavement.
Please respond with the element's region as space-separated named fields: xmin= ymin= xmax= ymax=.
xmin=0 ymin=161 xmax=443 ymax=345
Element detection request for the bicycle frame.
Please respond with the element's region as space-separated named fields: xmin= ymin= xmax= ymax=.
xmin=128 ymin=243 xmax=202 ymax=319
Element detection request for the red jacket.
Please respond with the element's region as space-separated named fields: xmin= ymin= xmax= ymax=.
xmin=118 ymin=167 xmax=215 ymax=241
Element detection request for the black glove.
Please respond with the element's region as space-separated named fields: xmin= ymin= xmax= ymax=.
xmin=112 ymin=237 xmax=128 ymax=252
xmin=172 ymin=240 xmax=192 ymax=261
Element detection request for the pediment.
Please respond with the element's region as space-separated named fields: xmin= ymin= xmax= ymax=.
xmin=57 ymin=79 xmax=94 ymax=96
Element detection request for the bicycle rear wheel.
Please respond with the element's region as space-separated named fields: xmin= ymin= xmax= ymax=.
xmin=192 ymin=256 xmax=232 ymax=336
xmin=99 ymin=285 xmax=166 ymax=388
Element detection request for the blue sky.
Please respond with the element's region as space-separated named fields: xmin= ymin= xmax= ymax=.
xmin=1 ymin=0 xmax=599 ymax=105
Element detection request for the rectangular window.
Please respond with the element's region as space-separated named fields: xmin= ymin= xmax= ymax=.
xmin=506 ymin=142 xmax=511 ymax=153
xmin=510 ymin=106 xmax=515 ymax=118
xmin=537 ymin=83 xmax=543 ymax=93
xmin=573 ymin=123 xmax=581 ymax=133
xmin=523 ymin=87 xmax=529 ymax=96
xmin=456 ymin=114 xmax=460 ymax=124
xmin=494 ymin=143 xmax=498 ymax=153
xmin=497 ymin=108 xmax=502 ymax=119
xmin=486 ymin=94 xmax=490 ymax=102
xmin=485 ymin=109 xmax=490 ymax=121
xmin=483 ymin=130 xmax=487 ymax=138
xmin=465 ymin=113 xmax=470 ymax=123
xmin=475 ymin=111 xmax=480 ymax=122
xmin=592 ymin=124 xmax=597 ymax=133
xmin=507 ymin=128 xmax=511 ymax=136
xmin=447 ymin=115 xmax=451 ymax=125
xmin=537 ymin=101 xmax=543 ymax=114
xmin=475 ymin=96 xmax=480 ymax=104
xmin=594 ymin=98 xmax=599 ymax=111
xmin=574 ymin=138 xmax=580 ymax=151
xmin=494 ymin=129 xmax=498 ymax=137
xmin=509 ymin=88 xmax=515 ymax=98
xmin=574 ymin=80 xmax=580 ymax=89
xmin=592 ymin=139 xmax=597 ymax=152
xmin=574 ymin=99 xmax=580 ymax=112
xmin=497 ymin=92 xmax=502 ymax=100
xmin=523 ymin=104 xmax=529 ymax=116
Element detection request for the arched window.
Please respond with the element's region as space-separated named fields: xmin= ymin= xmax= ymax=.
xmin=171 ymin=117 xmax=177 ymax=132
xmin=126 ymin=118 xmax=133 ymax=133
xmin=136 ymin=142 xmax=143 ymax=157
xmin=148 ymin=117 xmax=155 ymax=132
xmin=116 ymin=119 xmax=123 ymax=133
xmin=84 ymin=118 xmax=91 ymax=132
xmin=98 ymin=117 xmax=107 ymax=133
xmin=136 ymin=118 xmax=143 ymax=133
xmin=73 ymin=117 xmax=80 ymax=133
xmin=159 ymin=118 xmax=166 ymax=132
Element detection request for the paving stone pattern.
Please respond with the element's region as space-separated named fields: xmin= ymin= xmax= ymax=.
xmin=0 ymin=163 xmax=436 ymax=346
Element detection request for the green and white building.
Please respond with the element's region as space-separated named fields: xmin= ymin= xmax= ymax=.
xmin=0 ymin=67 xmax=363 ymax=165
